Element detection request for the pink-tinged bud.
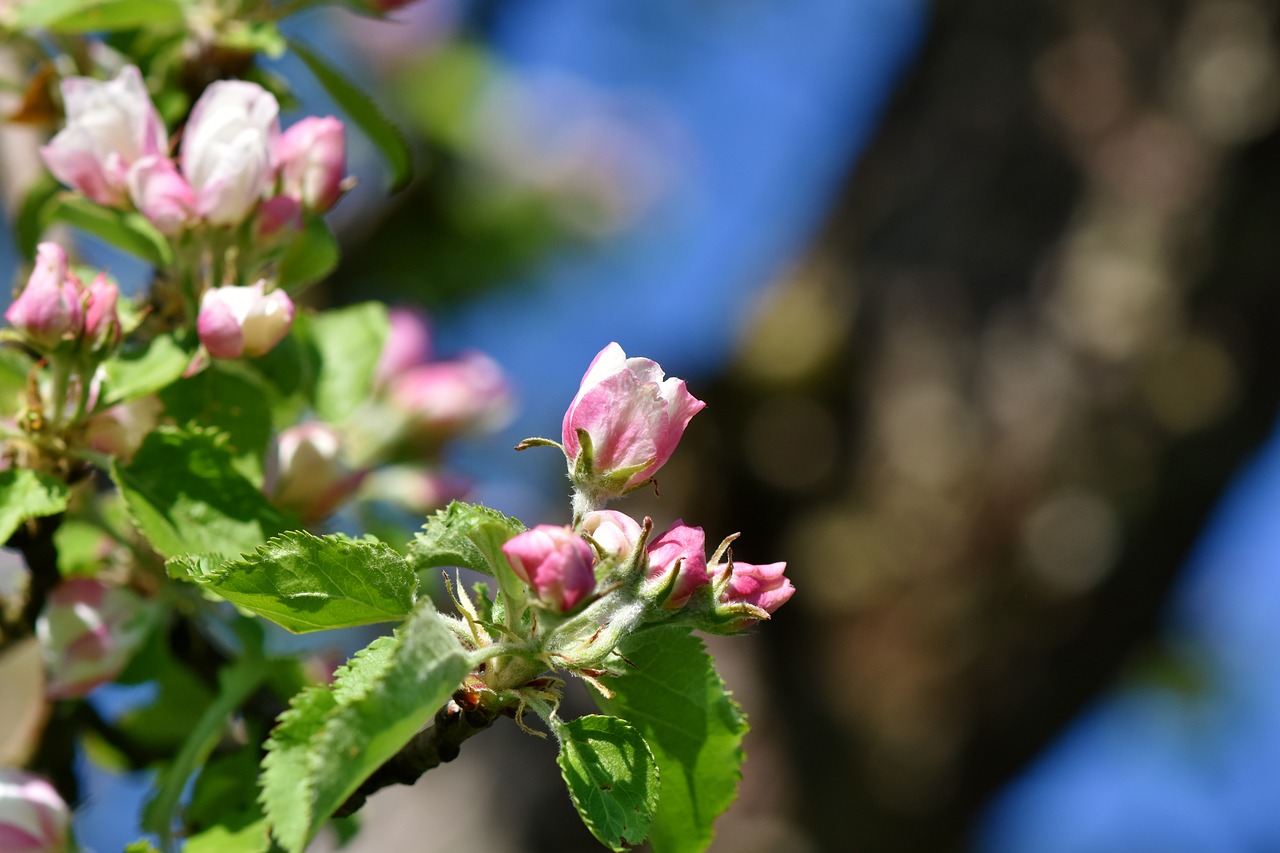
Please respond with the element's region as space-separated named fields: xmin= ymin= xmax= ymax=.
xmin=180 ymin=80 xmax=280 ymax=226
xmin=0 ymin=770 xmax=71 ymax=853
xmin=501 ymin=525 xmax=596 ymax=612
xmin=4 ymin=243 xmax=83 ymax=350
xmin=40 ymin=65 xmax=166 ymax=207
xmin=647 ymin=521 xmax=709 ymax=609
xmin=36 ymin=578 xmax=150 ymax=699
xmin=197 ymin=281 xmax=295 ymax=359
xmin=562 ymin=343 xmax=705 ymax=502
xmin=267 ymin=423 xmax=365 ymax=523
xmin=376 ymin=308 xmax=433 ymax=387
xmin=127 ymin=154 xmax=196 ymax=235
xmin=84 ymin=396 xmax=162 ymax=459
xmin=387 ymin=351 xmax=512 ymax=441
xmin=710 ymin=559 xmax=794 ymax=630
xmin=274 ymin=116 xmax=347 ymax=212
xmin=255 ymin=195 xmax=303 ymax=239
xmin=82 ymin=273 xmax=120 ymax=350
xmin=580 ymin=510 xmax=642 ymax=563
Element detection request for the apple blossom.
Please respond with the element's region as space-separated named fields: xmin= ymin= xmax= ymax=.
xmin=0 ymin=770 xmax=70 ymax=853
xmin=562 ymin=342 xmax=704 ymax=506
xmin=197 ymin=281 xmax=295 ymax=359
xmin=387 ymin=351 xmax=512 ymax=441
xmin=36 ymin=577 xmax=150 ymax=699
xmin=647 ymin=520 xmax=709 ymax=609
xmin=84 ymin=396 xmax=163 ymax=459
xmin=376 ymin=307 xmax=433 ymax=387
xmin=709 ymin=558 xmax=794 ymax=631
xmin=274 ymin=116 xmax=347 ymax=212
xmin=127 ymin=155 xmax=196 ymax=235
xmin=82 ymin=273 xmax=120 ymax=350
xmin=580 ymin=509 xmax=643 ymax=563
xmin=502 ymin=525 xmax=596 ymax=613
xmin=268 ymin=423 xmax=365 ymax=522
xmin=4 ymin=243 xmax=83 ymax=350
xmin=40 ymin=65 xmax=166 ymax=207
xmin=181 ymin=80 xmax=280 ymax=226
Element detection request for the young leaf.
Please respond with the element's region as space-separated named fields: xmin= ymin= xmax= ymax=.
xmin=277 ymin=213 xmax=340 ymax=292
xmin=260 ymin=685 xmax=338 ymax=853
xmin=100 ymin=334 xmax=190 ymax=406
xmin=170 ymin=532 xmax=418 ymax=634
xmin=308 ymin=302 xmax=388 ymax=424
xmin=555 ymin=715 xmax=660 ymax=852
xmin=260 ymin=601 xmax=472 ymax=851
xmin=113 ymin=427 xmax=294 ymax=559
xmin=142 ymin=654 xmax=268 ymax=846
xmin=409 ymin=500 xmax=526 ymax=578
xmin=159 ymin=362 xmax=273 ymax=483
xmin=0 ymin=470 xmax=69 ymax=545
xmin=16 ymin=0 xmax=184 ymax=32
xmin=41 ymin=193 xmax=171 ymax=266
xmin=593 ymin=627 xmax=748 ymax=853
xmin=288 ymin=39 xmax=412 ymax=191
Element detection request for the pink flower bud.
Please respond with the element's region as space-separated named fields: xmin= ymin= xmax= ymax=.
xmin=127 ymin=154 xmax=196 ymax=235
xmin=274 ymin=116 xmax=347 ymax=212
xmin=267 ymin=423 xmax=365 ymax=523
xmin=4 ymin=243 xmax=83 ymax=350
xmin=501 ymin=525 xmax=596 ymax=612
xmin=710 ymin=559 xmax=794 ymax=630
xmin=180 ymin=80 xmax=280 ymax=226
xmin=562 ymin=343 xmax=705 ymax=501
xmin=0 ymin=770 xmax=71 ymax=853
xmin=647 ymin=520 xmax=709 ymax=609
xmin=36 ymin=578 xmax=150 ymax=699
xmin=580 ymin=509 xmax=642 ymax=562
xmin=40 ymin=65 xmax=166 ymax=207
xmin=376 ymin=308 xmax=433 ymax=387
xmin=361 ymin=466 xmax=468 ymax=514
xmin=84 ymin=396 xmax=162 ymax=459
xmin=197 ymin=281 xmax=295 ymax=359
xmin=82 ymin=272 xmax=120 ymax=350
xmin=255 ymin=195 xmax=303 ymax=239
xmin=387 ymin=351 xmax=512 ymax=441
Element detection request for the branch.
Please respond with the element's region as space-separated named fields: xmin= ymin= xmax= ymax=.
xmin=334 ymin=693 xmax=503 ymax=818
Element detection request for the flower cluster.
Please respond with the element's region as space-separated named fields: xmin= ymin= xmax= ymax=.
xmin=506 ymin=343 xmax=793 ymax=639
xmin=3 ymin=243 xmax=119 ymax=355
xmin=41 ymin=66 xmax=348 ymax=236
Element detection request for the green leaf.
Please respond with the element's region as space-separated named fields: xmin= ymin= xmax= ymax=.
xmin=15 ymin=173 xmax=60 ymax=260
xmin=289 ymin=39 xmax=412 ymax=192
xmin=100 ymin=334 xmax=190 ymax=405
xmin=184 ymin=746 xmax=271 ymax=853
xmin=113 ymin=427 xmax=294 ymax=559
xmin=169 ymin=532 xmax=418 ymax=634
xmin=42 ymin=194 xmax=171 ymax=266
xmin=260 ymin=601 xmax=472 ymax=851
xmin=309 ymin=302 xmax=388 ymax=423
xmin=0 ymin=349 xmax=31 ymax=417
xmin=555 ymin=715 xmax=660 ymax=852
xmin=16 ymin=0 xmax=184 ymax=31
xmin=277 ymin=213 xmax=340 ymax=292
xmin=114 ymin=656 xmax=216 ymax=752
xmin=408 ymin=500 xmax=526 ymax=578
xmin=142 ymin=654 xmax=268 ymax=847
xmin=125 ymin=841 xmax=162 ymax=853
xmin=593 ymin=628 xmax=748 ymax=853
xmin=216 ymin=20 xmax=287 ymax=59
xmin=0 ymin=470 xmax=69 ymax=545
xmin=183 ymin=817 xmax=270 ymax=853
xmin=159 ymin=362 xmax=273 ymax=483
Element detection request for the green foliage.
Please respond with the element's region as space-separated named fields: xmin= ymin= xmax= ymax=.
xmin=260 ymin=601 xmax=473 ymax=852
xmin=184 ymin=746 xmax=271 ymax=853
xmin=15 ymin=0 xmax=184 ymax=33
xmin=100 ymin=334 xmax=190 ymax=406
xmin=277 ymin=213 xmax=340 ymax=292
xmin=306 ymin=302 xmax=389 ymax=424
xmin=0 ymin=469 xmax=70 ymax=544
xmin=409 ymin=500 xmax=526 ymax=578
xmin=169 ymin=532 xmax=418 ymax=634
xmin=113 ymin=427 xmax=293 ymax=559
xmin=289 ymin=40 xmax=413 ymax=192
xmin=159 ymin=363 xmax=274 ymax=483
xmin=142 ymin=654 xmax=269 ymax=847
xmin=555 ymin=715 xmax=661 ymax=852
xmin=0 ymin=348 xmax=30 ymax=416
xmin=594 ymin=627 xmax=748 ymax=853
xmin=40 ymin=193 xmax=172 ymax=267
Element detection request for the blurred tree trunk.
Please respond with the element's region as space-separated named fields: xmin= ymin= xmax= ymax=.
xmin=682 ymin=0 xmax=1280 ymax=849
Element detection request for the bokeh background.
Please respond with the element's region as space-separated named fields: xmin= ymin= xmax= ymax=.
xmin=7 ymin=0 xmax=1280 ymax=850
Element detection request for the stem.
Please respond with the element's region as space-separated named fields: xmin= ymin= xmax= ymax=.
xmin=333 ymin=692 xmax=504 ymax=818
